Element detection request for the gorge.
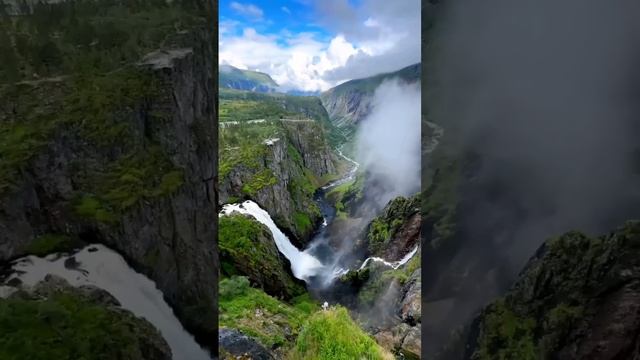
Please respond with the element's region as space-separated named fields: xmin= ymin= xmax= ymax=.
xmin=217 ymin=64 xmax=423 ymax=359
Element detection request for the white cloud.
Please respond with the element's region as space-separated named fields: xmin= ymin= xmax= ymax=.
xmin=281 ymin=6 xmax=291 ymax=14
xmin=230 ymin=2 xmax=263 ymax=20
xmin=220 ymin=0 xmax=420 ymax=91
xmin=220 ymin=27 xmax=362 ymax=91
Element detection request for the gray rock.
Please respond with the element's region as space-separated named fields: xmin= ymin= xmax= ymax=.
xmin=219 ymin=328 xmax=274 ymax=360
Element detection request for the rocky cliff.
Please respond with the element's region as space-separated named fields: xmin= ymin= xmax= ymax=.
xmin=335 ymin=194 xmax=422 ymax=359
xmin=1 ymin=275 xmax=172 ymax=359
xmin=0 ymin=5 xmax=218 ymax=352
xmin=219 ymin=214 xmax=305 ymax=300
xmin=320 ymin=63 xmax=421 ymax=133
xmin=219 ymin=120 xmax=338 ymax=247
xmin=463 ymin=221 xmax=640 ymax=359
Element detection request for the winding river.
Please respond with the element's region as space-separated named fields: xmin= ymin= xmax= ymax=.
xmin=220 ymin=145 xmax=419 ymax=288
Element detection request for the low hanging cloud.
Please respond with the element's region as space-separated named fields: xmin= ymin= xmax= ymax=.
xmin=355 ymin=79 xmax=422 ymax=208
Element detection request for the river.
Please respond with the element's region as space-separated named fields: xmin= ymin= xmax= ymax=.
xmin=220 ymin=144 xmax=419 ymax=289
xmin=0 ymin=245 xmax=211 ymax=360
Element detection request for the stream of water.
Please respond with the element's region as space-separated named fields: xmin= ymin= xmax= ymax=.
xmin=0 ymin=245 xmax=211 ymax=360
xmin=220 ymin=147 xmax=419 ymax=288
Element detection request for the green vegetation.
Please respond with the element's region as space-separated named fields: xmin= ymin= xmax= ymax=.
xmin=0 ymin=0 xmax=195 ymax=216
xmin=473 ymin=300 xmax=536 ymax=360
xmin=291 ymin=306 xmax=393 ymax=360
xmin=25 ymin=234 xmax=76 ymax=257
xmin=327 ymin=173 xmax=364 ymax=218
xmin=471 ymin=222 xmax=640 ymax=358
xmin=293 ymin=212 xmax=313 ymax=235
xmin=219 ymin=64 xmax=278 ymax=92
xmin=0 ymin=291 xmax=163 ymax=360
xmin=71 ymin=144 xmax=184 ymax=222
xmin=366 ymin=195 xmax=420 ymax=255
xmin=219 ymin=276 xmax=317 ymax=350
xmin=242 ymin=169 xmax=277 ymax=196
xmin=0 ymin=0 xmax=201 ymax=83
xmin=219 ymin=215 xmax=305 ymax=298
xmin=322 ymin=63 xmax=420 ymax=99
xmin=219 ymin=88 xmax=346 ymax=146
xmin=357 ymin=253 xmax=421 ymax=308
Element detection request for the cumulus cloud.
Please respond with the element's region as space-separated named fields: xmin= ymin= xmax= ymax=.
xmin=219 ymin=0 xmax=420 ymax=91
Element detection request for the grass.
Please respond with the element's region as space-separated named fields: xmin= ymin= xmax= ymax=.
xmin=290 ymin=306 xmax=394 ymax=360
xmin=0 ymin=291 xmax=160 ymax=360
xmin=219 ymin=276 xmax=318 ymax=350
xmin=25 ymin=234 xmax=76 ymax=257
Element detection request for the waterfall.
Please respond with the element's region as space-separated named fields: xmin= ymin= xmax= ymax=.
xmin=220 ymin=201 xmax=324 ymax=280
xmin=359 ymin=246 xmax=419 ymax=271
xmin=1 ymin=245 xmax=211 ymax=360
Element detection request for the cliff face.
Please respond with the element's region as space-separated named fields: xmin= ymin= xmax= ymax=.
xmin=320 ymin=63 xmax=421 ymax=132
xmin=363 ymin=195 xmax=421 ymax=261
xmin=281 ymin=120 xmax=337 ymax=178
xmin=464 ymin=221 xmax=640 ymax=360
xmin=219 ymin=131 xmax=325 ymax=247
xmin=0 ymin=22 xmax=218 ymax=349
xmin=219 ymin=214 xmax=305 ymax=300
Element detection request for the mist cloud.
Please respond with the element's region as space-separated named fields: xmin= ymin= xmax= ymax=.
xmin=424 ymin=0 xmax=640 ymax=354
xmin=356 ymin=79 xmax=421 ymax=209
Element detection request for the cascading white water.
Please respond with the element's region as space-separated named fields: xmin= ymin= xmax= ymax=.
xmin=359 ymin=246 xmax=419 ymax=271
xmin=220 ymin=201 xmax=324 ymax=280
xmin=219 ymin=148 xmax=421 ymax=287
xmin=1 ymin=245 xmax=211 ymax=360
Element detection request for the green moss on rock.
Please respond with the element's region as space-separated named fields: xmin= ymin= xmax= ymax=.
xmin=0 ymin=288 xmax=169 ymax=360
xmin=219 ymin=215 xmax=304 ymax=299
xmin=25 ymin=234 xmax=76 ymax=257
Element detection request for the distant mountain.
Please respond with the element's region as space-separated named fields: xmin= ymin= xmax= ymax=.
xmin=320 ymin=63 xmax=421 ymax=133
xmin=285 ymin=89 xmax=321 ymax=97
xmin=219 ymin=64 xmax=279 ymax=93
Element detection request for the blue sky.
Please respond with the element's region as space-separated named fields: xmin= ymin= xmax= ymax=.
xmin=219 ymin=0 xmax=420 ymax=92
xmin=220 ymin=0 xmax=331 ymax=43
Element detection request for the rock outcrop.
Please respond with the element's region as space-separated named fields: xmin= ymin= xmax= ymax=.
xmin=362 ymin=194 xmax=421 ymax=261
xmin=219 ymin=123 xmax=337 ymax=247
xmin=219 ymin=214 xmax=305 ymax=299
xmin=2 ymin=275 xmax=172 ymax=360
xmin=219 ymin=328 xmax=275 ymax=360
xmin=281 ymin=120 xmax=337 ymax=178
xmin=464 ymin=221 xmax=640 ymax=360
